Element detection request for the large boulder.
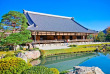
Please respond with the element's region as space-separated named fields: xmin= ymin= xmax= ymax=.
xmin=73 ymin=66 xmax=104 ymax=74
xmin=25 ymin=50 xmax=41 ymax=59
xmin=30 ymin=59 xmax=41 ymax=66
xmin=17 ymin=53 xmax=27 ymax=62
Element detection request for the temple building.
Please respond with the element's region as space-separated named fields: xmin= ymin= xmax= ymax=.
xmin=23 ymin=10 xmax=97 ymax=43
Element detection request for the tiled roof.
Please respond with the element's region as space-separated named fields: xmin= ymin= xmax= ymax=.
xmin=24 ymin=10 xmax=97 ymax=33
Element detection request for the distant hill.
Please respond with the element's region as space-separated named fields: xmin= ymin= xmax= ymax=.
xmin=103 ymin=28 xmax=107 ymax=34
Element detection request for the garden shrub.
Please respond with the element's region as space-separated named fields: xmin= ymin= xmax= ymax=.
xmin=50 ymin=68 xmax=59 ymax=74
xmin=0 ymin=57 xmax=29 ymax=74
xmin=33 ymin=48 xmax=39 ymax=50
xmin=20 ymin=47 xmax=23 ymax=50
xmin=4 ymin=53 xmax=15 ymax=58
xmin=14 ymin=51 xmax=22 ymax=56
xmin=69 ymin=45 xmax=77 ymax=47
xmin=40 ymin=50 xmax=45 ymax=57
xmin=106 ymin=46 xmax=110 ymax=50
xmin=23 ymin=48 xmax=26 ymax=51
xmin=0 ymin=47 xmax=9 ymax=51
xmin=27 ymin=62 xmax=32 ymax=67
xmin=60 ymin=70 xmax=69 ymax=74
xmin=22 ymin=66 xmax=54 ymax=74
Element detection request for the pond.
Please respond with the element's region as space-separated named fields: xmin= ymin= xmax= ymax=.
xmin=31 ymin=52 xmax=110 ymax=74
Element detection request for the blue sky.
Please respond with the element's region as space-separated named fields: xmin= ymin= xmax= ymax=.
xmin=0 ymin=0 xmax=110 ymax=31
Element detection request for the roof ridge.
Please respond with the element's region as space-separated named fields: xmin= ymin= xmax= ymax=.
xmin=23 ymin=10 xmax=72 ymax=19
xmin=71 ymin=19 xmax=89 ymax=30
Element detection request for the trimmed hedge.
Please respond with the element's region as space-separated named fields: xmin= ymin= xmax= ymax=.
xmin=69 ymin=45 xmax=77 ymax=47
xmin=0 ymin=57 xmax=30 ymax=74
xmin=22 ymin=66 xmax=55 ymax=74
xmin=50 ymin=68 xmax=59 ymax=74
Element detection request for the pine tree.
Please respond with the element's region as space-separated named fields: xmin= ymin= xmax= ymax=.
xmin=0 ymin=11 xmax=32 ymax=51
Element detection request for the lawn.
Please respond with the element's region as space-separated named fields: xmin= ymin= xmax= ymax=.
xmin=44 ymin=47 xmax=96 ymax=56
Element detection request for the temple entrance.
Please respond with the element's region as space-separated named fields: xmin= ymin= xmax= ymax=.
xmin=70 ymin=36 xmax=73 ymax=40
xmin=62 ymin=36 xmax=65 ymax=40
xmin=40 ymin=36 xmax=47 ymax=40
xmin=77 ymin=36 xmax=81 ymax=39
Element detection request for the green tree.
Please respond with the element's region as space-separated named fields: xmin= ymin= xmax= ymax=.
xmin=87 ymin=34 xmax=93 ymax=39
xmin=97 ymin=31 xmax=105 ymax=42
xmin=1 ymin=32 xmax=32 ymax=51
xmin=0 ymin=11 xmax=28 ymax=30
xmin=0 ymin=11 xmax=32 ymax=51
xmin=106 ymin=27 xmax=110 ymax=41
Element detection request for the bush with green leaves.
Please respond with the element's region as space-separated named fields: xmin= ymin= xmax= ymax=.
xmin=22 ymin=66 xmax=54 ymax=74
xmin=60 ymin=70 xmax=69 ymax=74
xmin=14 ymin=50 xmax=22 ymax=56
xmin=4 ymin=53 xmax=15 ymax=58
xmin=33 ymin=48 xmax=39 ymax=50
xmin=0 ymin=57 xmax=30 ymax=74
xmin=50 ymin=68 xmax=59 ymax=74
xmin=40 ymin=50 xmax=46 ymax=57
xmin=0 ymin=47 xmax=9 ymax=51
xmin=69 ymin=45 xmax=77 ymax=47
xmin=106 ymin=46 xmax=110 ymax=50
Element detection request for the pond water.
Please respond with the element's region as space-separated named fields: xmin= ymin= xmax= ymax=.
xmin=31 ymin=52 xmax=110 ymax=74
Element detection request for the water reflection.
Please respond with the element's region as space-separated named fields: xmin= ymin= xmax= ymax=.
xmin=79 ymin=52 xmax=110 ymax=74
xmin=31 ymin=53 xmax=96 ymax=72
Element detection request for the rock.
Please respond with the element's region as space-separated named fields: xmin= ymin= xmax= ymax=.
xmin=16 ymin=45 xmax=20 ymax=50
xmin=16 ymin=50 xmax=41 ymax=62
xmin=95 ymin=47 xmax=99 ymax=52
xmin=29 ymin=43 xmax=33 ymax=49
xmin=25 ymin=50 xmax=40 ymax=59
xmin=17 ymin=53 xmax=27 ymax=62
xmin=73 ymin=66 xmax=104 ymax=74
xmin=95 ymin=67 xmax=104 ymax=74
xmin=30 ymin=59 xmax=41 ymax=66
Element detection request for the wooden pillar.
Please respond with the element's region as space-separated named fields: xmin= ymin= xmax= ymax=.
xmin=83 ymin=36 xmax=85 ymax=39
xmin=34 ymin=31 xmax=36 ymax=42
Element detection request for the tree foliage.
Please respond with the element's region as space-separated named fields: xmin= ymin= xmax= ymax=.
xmin=0 ymin=11 xmax=32 ymax=50
xmin=87 ymin=34 xmax=93 ymax=39
xmin=0 ymin=11 xmax=27 ymax=30
xmin=97 ymin=31 xmax=105 ymax=42
xmin=106 ymin=27 xmax=110 ymax=41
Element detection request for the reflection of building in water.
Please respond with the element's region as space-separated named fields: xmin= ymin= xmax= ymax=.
xmin=37 ymin=53 xmax=96 ymax=72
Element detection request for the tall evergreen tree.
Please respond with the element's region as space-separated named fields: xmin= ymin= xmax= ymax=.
xmin=0 ymin=11 xmax=32 ymax=51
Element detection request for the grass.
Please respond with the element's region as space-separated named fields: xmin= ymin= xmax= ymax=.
xmin=44 ymin=47 xmax=96 ymax=56
xmin=44 ymin=43 xmax=110 ymax=56
xmin=77 ymin=44 xmax=103 ymax=47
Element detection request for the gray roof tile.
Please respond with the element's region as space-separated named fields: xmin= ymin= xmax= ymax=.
xmin=24 ymin=10 xmax=97 ymax=33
